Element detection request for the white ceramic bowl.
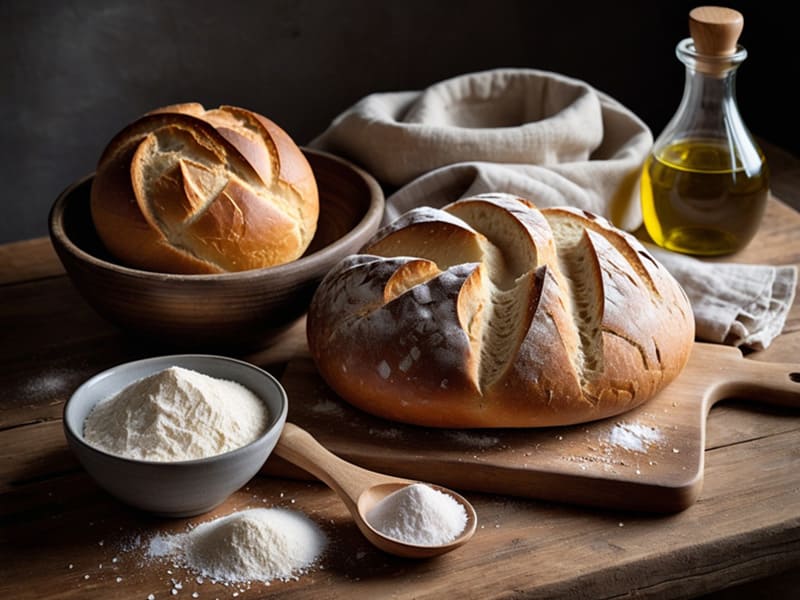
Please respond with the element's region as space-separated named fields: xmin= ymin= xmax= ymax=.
xmin=63 ymin=354 xmax=288 ymax=517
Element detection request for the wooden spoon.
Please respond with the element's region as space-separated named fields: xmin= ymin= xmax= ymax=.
xmin=273 ymin=422 xmax=477 ymax=558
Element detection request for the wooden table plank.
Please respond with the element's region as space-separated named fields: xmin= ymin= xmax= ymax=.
xmin=0 ymin=237 xmax=63 ymax=284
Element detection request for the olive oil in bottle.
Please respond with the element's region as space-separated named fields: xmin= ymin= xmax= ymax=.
xmin=641 ymin=138 xmax=769 ymax=256
xmin=641 ymin=6 xmax=769 ymax=256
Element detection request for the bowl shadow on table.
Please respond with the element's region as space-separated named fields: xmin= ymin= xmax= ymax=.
xmin=48 ymin=149 xmax=384 ymax=354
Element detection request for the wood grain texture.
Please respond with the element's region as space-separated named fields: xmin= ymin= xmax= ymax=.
xmin=0 ymin=194 xmax=798 ymax=599
xmin=0 ymin=237 xmax=63 ymax=284
xmin=689 ymin=6 xmax=743 ymax=56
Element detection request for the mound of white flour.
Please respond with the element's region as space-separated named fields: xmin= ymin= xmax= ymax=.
xmin=366 ymin=483 xmax=467 ymax=546
xmin=83 ymin=366 xmax=268 ymax=461
xmin=147 ymin=508 xmax=327 ymax=583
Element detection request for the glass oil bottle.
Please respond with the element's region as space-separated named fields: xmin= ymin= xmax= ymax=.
xmin=640 ymin=6 xmax=769 ymax=256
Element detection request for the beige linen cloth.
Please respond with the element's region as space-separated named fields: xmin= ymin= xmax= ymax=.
xmin=310 ymin=69 xmax=797 ymax=350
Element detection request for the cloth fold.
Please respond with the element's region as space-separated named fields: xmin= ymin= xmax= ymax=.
xmin=310 ymin=68 xmax=797 ymax=350
xmin=649 ymin=248 xmax=797 ymax=350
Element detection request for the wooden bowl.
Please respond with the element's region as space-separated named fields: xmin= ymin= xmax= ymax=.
xmin=48 ymin=148 xmax=384 ymax=350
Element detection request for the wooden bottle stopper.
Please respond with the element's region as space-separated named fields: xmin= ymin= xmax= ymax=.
xmin=689 ymin=6 xmax=743 ymax=56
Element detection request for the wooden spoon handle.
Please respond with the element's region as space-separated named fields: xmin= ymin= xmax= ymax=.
xmin=273 ymin=422 xmax=410 ymax=512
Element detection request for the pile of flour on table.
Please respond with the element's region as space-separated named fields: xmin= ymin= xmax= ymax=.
xmin=147 ymin=508 xmax=327 ymax=584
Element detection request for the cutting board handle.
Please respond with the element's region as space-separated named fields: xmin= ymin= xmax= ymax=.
xmin=709 ymin=356 xmax=800 ymax=408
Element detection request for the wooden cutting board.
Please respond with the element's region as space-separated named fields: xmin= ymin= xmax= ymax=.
xmin=267 ymin=342 xmax=800 ymax=513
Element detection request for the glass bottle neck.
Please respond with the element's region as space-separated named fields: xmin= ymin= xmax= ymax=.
xmin=653 ymin=38 xmax=763 ymax=175
xmin=672 ymin=36 xmax=745 ymax=141
xmin=675 ymin=64 xmax=738 ymax=138
xmin=675 ymin=37 xmax=747 ymax=76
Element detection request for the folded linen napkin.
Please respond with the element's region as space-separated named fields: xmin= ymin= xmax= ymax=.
xmin=649 ymin=248 xmax=797 ymax=350
xmin=310 ymin=68 xmax=797 ymax=350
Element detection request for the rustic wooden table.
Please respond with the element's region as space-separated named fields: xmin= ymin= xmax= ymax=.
xmin=1 ymin=144 xmax=798 ymax=599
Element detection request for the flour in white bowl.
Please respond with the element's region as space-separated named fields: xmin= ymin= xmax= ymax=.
xmin=83 ymin=366 xmax=268 ymax=461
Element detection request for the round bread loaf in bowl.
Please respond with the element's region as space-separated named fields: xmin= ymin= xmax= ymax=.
xmin=49 ymin=107 xmax=384 ymax=349
xmin=90 ymin=103 xmax=320 ymax=274
xmin=308 ymin=193 xmax=695 ymax=428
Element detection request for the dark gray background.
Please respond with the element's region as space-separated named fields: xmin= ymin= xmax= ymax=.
xmin=1 ymin=0 xmax=794 ymax=244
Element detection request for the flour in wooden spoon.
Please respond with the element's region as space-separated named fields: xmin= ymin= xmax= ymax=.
xmin=83 ymin=366 xmax=268 ymax=461
xmin=366 ymin=483 xmax=467 ymax=546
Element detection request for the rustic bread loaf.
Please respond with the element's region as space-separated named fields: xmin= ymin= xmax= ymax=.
xmin=90 ymin=103 xmax=318 ymax=274
xmin=307 ymin=193 xmax=694 ymax=428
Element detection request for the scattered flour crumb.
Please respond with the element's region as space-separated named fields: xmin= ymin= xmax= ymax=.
xmin=310 ymin=399 xmax=344 ymax=417
xmin=605 ymin=422 xmax=662 ymax=453
xmin=377 ymin=361 xmax=391 ymax=379
xmin=368 ymin=427 xmax=404 ymax=440
xmin=398 ymin=355 xmax=413 ymax=372
xmin=444 ymin=431 xmax=500 ymax=449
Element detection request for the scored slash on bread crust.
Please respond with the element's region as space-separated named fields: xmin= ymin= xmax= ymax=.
xmin=90 ymin=103 xmax=318 ymax=274
xmin=307 ymin=193 xmax=695 ymax=428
